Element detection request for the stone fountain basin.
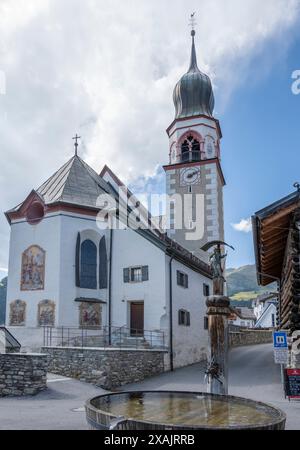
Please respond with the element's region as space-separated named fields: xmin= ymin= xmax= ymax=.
xmin=85 ymin=391 xmax=286 ymax=430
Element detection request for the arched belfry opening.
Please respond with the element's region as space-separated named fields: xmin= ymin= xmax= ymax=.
xmin=180 ymin=135 xmax=201 ymax=163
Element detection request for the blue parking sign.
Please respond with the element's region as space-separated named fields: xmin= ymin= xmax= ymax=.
xmin=273 ymin=332 xmax=288 ymax=349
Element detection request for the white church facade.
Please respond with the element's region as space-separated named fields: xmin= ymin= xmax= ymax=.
xmin=5 ymin=29 xmax=226 ymax=370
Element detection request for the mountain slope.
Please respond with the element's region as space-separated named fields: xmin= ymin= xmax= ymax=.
xmin=226 ymin=265 xmax=276 ymax=298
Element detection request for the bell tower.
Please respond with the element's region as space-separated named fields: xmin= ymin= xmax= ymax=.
xmin=164 ymin=27 xmax=225 ymax=262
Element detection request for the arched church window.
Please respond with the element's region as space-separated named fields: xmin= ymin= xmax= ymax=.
xmin=181 ymin=140 xmax=190 ymax=162
xmin=180 ymin=135 xmax=201 ymax=163
xmin=80 ymin=240 xmax=97 ymax=290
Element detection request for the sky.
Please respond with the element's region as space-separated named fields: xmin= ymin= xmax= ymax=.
xmin=0 ymin=0 xmax=300 ymax=279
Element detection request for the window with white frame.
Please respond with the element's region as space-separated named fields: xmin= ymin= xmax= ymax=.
xmin=123 ymin=266 xmax=149 ymax=283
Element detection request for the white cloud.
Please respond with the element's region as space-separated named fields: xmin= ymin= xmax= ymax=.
xmin=232 ymin=218 xmax=253 ymax=233
xmin=0 ymin=0 xmax=299 ymax=269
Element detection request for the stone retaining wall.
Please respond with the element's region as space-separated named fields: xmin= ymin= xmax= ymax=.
xmin=42 ymin=347 xmax=166 ymax=390
xmin=0 ymin=353 xmax=48 ymax=397
xmin=230 ymin=330 xmax=273 ymax=348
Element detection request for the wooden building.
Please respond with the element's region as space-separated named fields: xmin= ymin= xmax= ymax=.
xmin=252 ymin=189 xmax=300 ymax=367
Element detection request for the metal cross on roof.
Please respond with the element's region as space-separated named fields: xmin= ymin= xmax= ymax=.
xmin=72 ymin=134 xmax=81 ymax=156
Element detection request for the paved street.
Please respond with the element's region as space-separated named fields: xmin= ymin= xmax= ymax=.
xmin=0 ymin=344 xmax=299 ymax=430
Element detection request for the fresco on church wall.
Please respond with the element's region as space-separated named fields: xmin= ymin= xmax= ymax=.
xmin=9 ymin=300 xmax=26 ymax=326
xmin=38 ymin=300 xmax=55 ymax=327
xmin=79 ymin=303 xmax=102 ymax=328
xmin=21 ymin=245 xmax=45 ymax=291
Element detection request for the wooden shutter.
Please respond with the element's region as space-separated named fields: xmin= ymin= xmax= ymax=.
xmin=177 ymin=271 xmax=181 ymax=286
xmin=142 ymin=266 xmax=149 ymax=282
xmin=123 ymin=268 xmax=130 ymax=283
xmin=75 ymin=233 xmax=81 ymax=287
xmin=186 ymin=312 xmax=191 ymax=327
xmin=185 ymin=274 xmax=189 ymax=289
xmin=178 ymin=310 xmax=183 ymax=325
xmin=99 ymin=237 xmax=108 ymax=289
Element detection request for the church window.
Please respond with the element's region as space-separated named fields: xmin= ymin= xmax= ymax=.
xmin=180 ymin=135 xmax=201 ymax=163
xmin=80 ymin=240 xmax=97 ymax=290
xmin=181 ymin=140 xmax=190 ymax=162
xmin=26 ymin=202 xmax=45 ymax=225
xmin=178 ymin=309 xmax=191 ymax=327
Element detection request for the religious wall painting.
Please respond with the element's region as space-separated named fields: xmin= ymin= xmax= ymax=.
xmin=38 ymin=300 xmax=55 ymax=327
xmin=79 ymin=303 xmax=102 ymax=328
xmin=21 ymin=245 xmax=45 ymax=291
xmin=9 ymin=300 xmax=26 ymax=327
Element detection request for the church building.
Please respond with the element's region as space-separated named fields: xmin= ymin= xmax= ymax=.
xmin=5 ymin=29 xmax=225 ymax=370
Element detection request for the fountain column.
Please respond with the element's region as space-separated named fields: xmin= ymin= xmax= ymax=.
xmin=206 ymin=294 xmax=231 ymax=395
xmin=201 ymin=242 xmax=234 ymax=396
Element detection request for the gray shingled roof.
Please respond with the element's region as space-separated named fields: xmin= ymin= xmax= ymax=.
xmin=37 ymin=155 xmax=111 ymax=208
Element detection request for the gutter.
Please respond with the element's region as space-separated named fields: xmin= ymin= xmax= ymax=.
xmin=108 ymin=229 xmax=113 ymax=345
xmin=169 ymin=252 xmax=176 ymax=372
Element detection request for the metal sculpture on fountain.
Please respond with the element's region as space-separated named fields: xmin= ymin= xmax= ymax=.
xmin=202 ymin=241 xmax=235 ymax=396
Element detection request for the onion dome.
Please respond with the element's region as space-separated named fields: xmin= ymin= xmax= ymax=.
xmin=173 ymin=30 xmax=215 ymax=119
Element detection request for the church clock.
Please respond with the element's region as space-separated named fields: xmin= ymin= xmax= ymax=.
xmin=180 ymin=167 xmax=201 ymax=186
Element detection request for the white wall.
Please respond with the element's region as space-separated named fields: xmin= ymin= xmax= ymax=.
xmin=255 ymin=303 xmax=277 ymax=329
xmin=169 ymin=257 xmax=212 ymax=369
xmin=6 ymin=213 xmax=62 ymax=329
xmin=110 ymin=227 xmax=167 ymax=333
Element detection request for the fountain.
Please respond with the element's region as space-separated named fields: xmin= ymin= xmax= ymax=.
xmin=85 ymin=242 xmax=286 ymax=431
xmin=85 ymin=391 xmax=286 ymax=430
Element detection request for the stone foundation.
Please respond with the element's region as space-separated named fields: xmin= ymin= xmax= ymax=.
xmin=230 ymin=330 xmax=273 ymax=348
xmin=0 ymin=353 xmax=48 ymax=397
xmin=42 ymin=347 xmax=167 ymax=390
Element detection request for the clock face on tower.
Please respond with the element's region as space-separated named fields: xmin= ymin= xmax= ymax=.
xmin=180 ymin=167 xmax=201 ymax=186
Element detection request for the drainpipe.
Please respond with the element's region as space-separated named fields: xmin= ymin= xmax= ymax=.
xmin=169 ymin=253 xmax=175 ymax=372
xmin=108 ymin=229 xmax=113 ymax=346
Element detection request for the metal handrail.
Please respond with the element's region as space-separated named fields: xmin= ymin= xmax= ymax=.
xmin=42 ymin=325 xmax=166 ymax=350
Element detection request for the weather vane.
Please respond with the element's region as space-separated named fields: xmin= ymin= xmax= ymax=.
xmin=72 ymin=134 xmax=81 ymax=156
xmin=189 ymin=12 xmax=197 ymax=34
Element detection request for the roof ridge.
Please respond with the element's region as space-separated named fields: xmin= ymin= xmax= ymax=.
xmin=38 ymin=156 xmax=75 ymax=200
xmin=76 ymin=156 xmax=111 ymax=195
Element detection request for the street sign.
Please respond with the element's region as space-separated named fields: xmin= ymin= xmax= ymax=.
xmin=285 ymin=369 xmax=300 ymax=399
xmin=273 ymin=331 xmax=288 ymax=365
xmin=273 ymin=331 xmax=288 ymax=349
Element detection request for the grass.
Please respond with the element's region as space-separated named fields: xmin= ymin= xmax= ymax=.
xmin=229 ymin=291 xmax=261 ymax=301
